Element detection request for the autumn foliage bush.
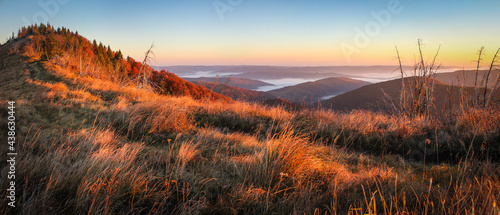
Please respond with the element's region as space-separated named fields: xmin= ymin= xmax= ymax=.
xmin=150 ymin=69 xmax=230 ymax=101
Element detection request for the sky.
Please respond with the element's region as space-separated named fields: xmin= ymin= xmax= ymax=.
xmin=1 ymin=0 xmax=499 ymax=67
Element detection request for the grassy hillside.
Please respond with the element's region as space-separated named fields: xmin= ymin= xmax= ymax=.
xmin=269 ymin=77 xmax=370 ymax=103
xmin=1 ymin=25 xmax=500 ymax=215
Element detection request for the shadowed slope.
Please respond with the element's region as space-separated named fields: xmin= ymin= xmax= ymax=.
xmin=320 ymin=77 xmax=500 ymax=112
xmin=269 ymin=77 xmax=370 ymax=103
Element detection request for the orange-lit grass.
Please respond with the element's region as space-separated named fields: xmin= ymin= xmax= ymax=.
xmin=2 ymin=35 xmax=500 ymax=214
xmin=126 ymin=100 xmax=196 ymax=135
xmin=2 ymin=108 xmax=499 ymax=214
xmin=28 ymin=79 xmax=101 ymax=105
xmin=12 ymin=73 xmax=500 ymax=214
xmin=457 ymin=108 xmax=500 ymax=135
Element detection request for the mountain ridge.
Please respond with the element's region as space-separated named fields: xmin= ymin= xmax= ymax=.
xmin=268 ymin=77 xmax=370 ymax=103
xmin=320 ymin=77 xmax=500 ymax=112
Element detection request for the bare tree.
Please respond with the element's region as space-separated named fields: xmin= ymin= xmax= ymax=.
xmin=137 ymin=43 xmax=155 ymax=88
xmin=395 ymin=46 xmax=406 ymax=113
xmin=127 ymin=43 xmax=157 ymax=91
xmin=483 ymin=48 xmax=499 ymax=107
xmin=473 ymin=47 xmax=485 ymax=106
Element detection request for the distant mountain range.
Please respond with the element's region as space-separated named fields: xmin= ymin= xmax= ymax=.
xmin=190 ymin=81 xmax=306 ymax=111
xmin=187 ymin=76 xmax=370 ymax=104
xmin=154 ymin=65 xmax=499 ymax=112
xmin=155 ymin=65 xmax=448 ymax=81
xmin=267 ymin=77 xmax=370 ymax=103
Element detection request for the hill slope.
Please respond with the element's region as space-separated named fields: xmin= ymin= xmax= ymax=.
xmin=321 ymin=77 xmax=500 ymax=112
xmin=150 ymin=70 xmax=231 ymax=100
xmin=435 ymin=69 xmax=500 ymax=88
xmin=268 ymin=77 xmax=370 ymax=103
xmin=184 ymin=77 xmax=274 ymax=90
xmin=191 ymin=81 xmax=276 ymax=102
xmin=262 ymin=98 xmax=304 ymax=111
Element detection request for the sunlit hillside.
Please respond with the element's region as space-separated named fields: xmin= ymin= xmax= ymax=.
xmin=1 ymin=25 xmax=499 ymax=215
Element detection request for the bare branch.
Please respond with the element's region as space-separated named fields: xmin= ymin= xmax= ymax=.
xmin=473 ymin=47 xmax=485 ymax=107
xmin=395 ymin=45 xmax=406 ymax=112
xmin=483 ymin=47 xmax=499 ymax=107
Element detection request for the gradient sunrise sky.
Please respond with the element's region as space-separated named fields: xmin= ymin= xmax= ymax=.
xmin=1 ymin=0 xmax=499 ymax=67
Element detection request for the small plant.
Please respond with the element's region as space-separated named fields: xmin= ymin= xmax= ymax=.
xmin=395 ymin=39 xmax=440 ymax=118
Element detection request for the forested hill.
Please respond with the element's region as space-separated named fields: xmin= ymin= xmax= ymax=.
xmin=14 ymin=24 xmax=230 ymax=101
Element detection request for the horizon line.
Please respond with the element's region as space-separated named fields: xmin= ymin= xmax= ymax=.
xmin=152 ymin=64 xmax=476 ymax=69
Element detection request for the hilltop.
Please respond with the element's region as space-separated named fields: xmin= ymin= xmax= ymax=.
xmin=1 ymin=24 xmax=499 ymax=214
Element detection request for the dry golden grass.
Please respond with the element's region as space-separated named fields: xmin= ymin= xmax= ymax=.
xmin=126 ymin=101 xmax=196 ymax=135
xmin=1 ymin=33 xmax=499 ymax=214
xmin=457 ymin=108 xmax=500 ymax=135
xmin=177 ymin=141 xmax=200 ymax=165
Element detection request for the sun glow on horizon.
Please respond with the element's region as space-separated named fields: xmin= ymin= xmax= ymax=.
xmin=1 ymin=1 xmax=498 ymax=68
